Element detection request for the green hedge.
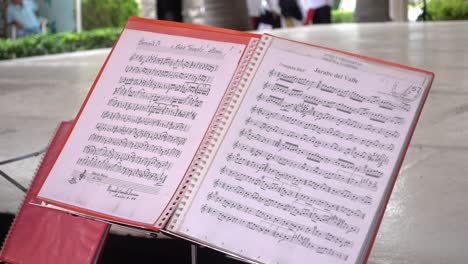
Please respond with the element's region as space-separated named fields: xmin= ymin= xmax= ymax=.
xmin=82 ymin=0 xmax=140 ymax=30
xmin=426 ymin=0 xmax=468 ymax=21
xmin=332 ymin=10 xmax=354 ymax=23
xmin=0 ymin=28 xmax=121 ymax=60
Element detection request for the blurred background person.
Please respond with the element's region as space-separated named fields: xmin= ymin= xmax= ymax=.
xmin=246 ymin=0 xmax=281 ymax=30
xmin=279 ymin=0 xmax=305 ymax=27
xmin=157 ymin=0 xmax=183 ymax=22
xmin=7 ymin=0 xmax=41 ymax=38
xmin=304 ymin=0 xmax=333 ymax=24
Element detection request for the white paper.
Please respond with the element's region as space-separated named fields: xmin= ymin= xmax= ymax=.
xmin=38 ymin=28 xmax=245 ymax=225
xmin=176 ymin=37 xmax=432 ymax=264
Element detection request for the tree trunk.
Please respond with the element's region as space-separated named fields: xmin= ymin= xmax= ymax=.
xmin=354 ymin=0 xmax=391 ymax=22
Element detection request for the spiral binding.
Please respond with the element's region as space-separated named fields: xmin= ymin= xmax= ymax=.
xmin=161 ymin=36 xmax=272 ymax=231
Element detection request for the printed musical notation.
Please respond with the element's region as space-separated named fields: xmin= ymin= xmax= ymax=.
xmin=220 ymin=166 xmax=373 ymax=204
xmin=72 ymin=34 xmax=231 ymax=196
xmin=113 ymin=85 xmax=204 ymax=107
xmin=95 ymin=123 xmax=187 ymax=146
xmin=225 ymin=152 xmax=378 ymax=191
xmin=185 ymin=53 xmax=419 ymax=263
xmin=118 ymin=77 xmax=212 ymax=96
xmin=229 ymin=142 xmax=383 ymax=178
xmin=251 ymin=105 xmax=399 ymax=139
xmin=261 ymin=82 xmax=405 ymax=125
xmin=82 ymin=144 xmax=172 ymax=170
xmin=125 ymin=65 xmax=214 ymax=84
xmin=88 ymin=133 xmax=182 ymax=158
xmin=268 ymin=69 xmax=411 ymax=112
xmin=129 ymin=52 xmax=220 ymax=72
xmin=200 ymin=204 xmax=349 ymax=261
xmin=76 ymin=156 xmax=168 ymax=185
xmin=101 ymin=111 xmax=191 ymax=132
xmin=68 ymin=169 xmax=160 ymax=196
xmin=213 ymin=179 xmax=366 ymax=219
xmin=245 ymin=117 xmax=394 ymax=152
xmin=206 ymin=191 xmax=354 ymax=247
xmin=37 ymin=28 xmax=249 ymax=225
xmin=209 ymin=182 xmax=361 ymax=233
xmin=107 ymin=97 xmax=198 ymax=119
xmin=239 ymin=128 xmax=389 ymax=167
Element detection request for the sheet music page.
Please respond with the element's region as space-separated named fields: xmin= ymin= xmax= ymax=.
xmin=176 ymin=37 xmax=431 ymax=263
xmin=38 ymin=28 xmax=246 ymax=225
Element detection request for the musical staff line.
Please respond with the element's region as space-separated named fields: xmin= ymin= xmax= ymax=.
xmin=129 ymin=53 xmax=220 ymax=72
xmin=101 ymin=111 xmax=191 ymax=132
xmin=220 ymin=166 xmax=373 ymax=204
xmin=118 ymin=77 xmax=212 ymax=96
xmin=224 ymin=152 xmax=378 ymax=191
xmin=113 ymin=85 xmax=203 ymax=107
xmin=95 ymin=122 xmax=187 ymax=146
xmin=260 ymin=83 xmax=405 ymax=124
xmin=239 ymin=128 xmax=389 ymax=167
xmin=76 ymin=156 xmax=168 ymax=185
xmin=107 ymin=97 xmax=198 ymax=119
xmin=88 ymin=133 xmax=182 ymax=158
xmin=206 ymin=191 xmax=354 ymax=247
xmin=213 ymin=179 xmax=366 ymax=219
xmin=69 ymin=170 xmax=161 ymax=195
xmin=230 ymin=142 xmax=384 ymax=178
xmin=125 ymin=65 xmax=214 ymax=83
xmin=83 ymin=145 xmax=172 ymax=170
xmin=268 ymin=69 xmax=410 ymax=112
xmin=200 ymin=205 xmax=349 ymax=261
xmin=245 ymin=117 xmax=394 ymax=152
xmin=251 ymin=105 xmax=399 ymax=138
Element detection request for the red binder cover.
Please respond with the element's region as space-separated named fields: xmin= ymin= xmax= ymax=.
xmin=0 ymin=121 xmax=109 ymax=264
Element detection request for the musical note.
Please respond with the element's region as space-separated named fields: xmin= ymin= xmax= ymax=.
xmin=267 ymin=69 xmax=411 ymax=112
xmin=223 ymin=151 xmax=378 ymax=191
xmin=95 ymin=122 xmax=187 ymax=146
xmin=128 ymin=52 xmax=220 ymax=72
xmin=250 ymin=105 xmax=399 ymax=138
xmin=220 ymin=166 xmax=373 ymax=204
xmin=113 ymin=85 xmax=204 ymax=107
xmin=88 ymin=133 xmax=182 ymax=158
xmin=200 ymin=204 xmax=349 ymax=261
xmin=206 ymin=191 xmax=354 ymax=247
xmin=100 ymin=111 xmax=191 ymax=132
xmin=125 ymin=65 xmax=214 ymax=84
xmin=245 ymin=117 xmax=394 ymax=152
xmin=76 ymin=156 xmax=168 ymax=185
xmin=68 ymin=169 xmax=86 ymax=184
xmin=260 ymin=84 xmax=406 ymax=125
xmin=69 ymin=169 xmax=160 ymax=195
xmin=118 ymin=77 xmax=212 ymax=96
xmin=230 ymin=142 xmax=384 ymax=178
xmin=82 ymin=144 xmax=173 ymax=170
xmin=213 ymin=179 xmax=366 ymax=219
xmin=107 ymin=97 xmax=198 ymax=119
xmin=239 ymin=128 xmax=389 ymax=167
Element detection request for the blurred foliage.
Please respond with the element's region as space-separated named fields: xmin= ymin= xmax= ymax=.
xmin=332 ymin=0 xmax=341 ymax=10
xmin=0 ymin=28 xmax=121 ymax=60
xmin=426 ymin=0 xmax=468 ymax=20
xmin=82 ymin=0 xmax=139 ymax=30
xmin=332 ymin=10 xmax=354 ymax=23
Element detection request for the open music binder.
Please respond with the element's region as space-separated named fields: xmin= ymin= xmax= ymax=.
xmin=35 ymin=17 xmax=434 ymax=264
